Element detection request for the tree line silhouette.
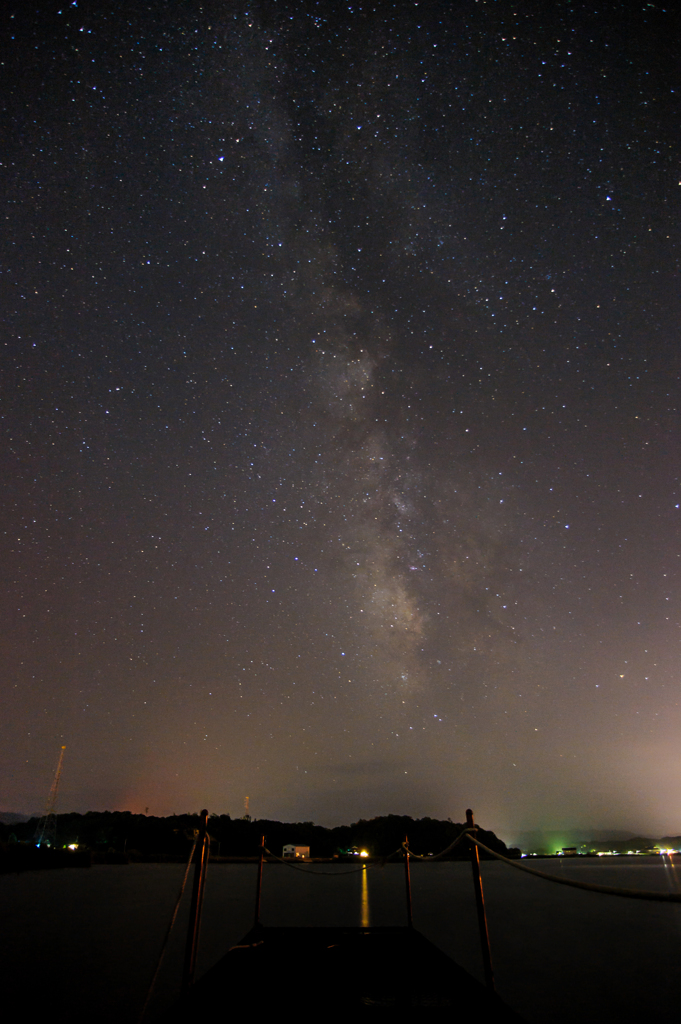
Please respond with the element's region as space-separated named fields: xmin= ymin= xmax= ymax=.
xmin=1 ymin=810 xmax=520 ymax=860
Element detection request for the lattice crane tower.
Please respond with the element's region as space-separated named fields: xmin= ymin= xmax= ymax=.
xmin=34 ymin=746 xmax=66 ymax=848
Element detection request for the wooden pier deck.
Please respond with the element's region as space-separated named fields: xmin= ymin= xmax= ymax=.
xmin=166 ymin=923 xmax=527 ymax=1020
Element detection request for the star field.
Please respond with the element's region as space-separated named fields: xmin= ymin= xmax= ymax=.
xmin=1 ymin=0 xmax=679 ymax=835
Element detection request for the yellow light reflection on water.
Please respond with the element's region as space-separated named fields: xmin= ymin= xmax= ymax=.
xmin=661 ymin=849 xmax=681 ymax=896
xmin=360 ymin=864 xmax=370 ymax=928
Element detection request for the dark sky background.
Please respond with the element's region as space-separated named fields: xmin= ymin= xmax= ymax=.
xmin=2 ymin=0 xmax=679 ymax=839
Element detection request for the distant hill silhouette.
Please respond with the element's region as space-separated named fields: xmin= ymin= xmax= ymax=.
xmin=511 ymin=829 xmax=681 ymax=854
xmin=0 ymin=812 xmax=32 ymax=826
xmin=0 ymin=810 xmax=519 ymax=859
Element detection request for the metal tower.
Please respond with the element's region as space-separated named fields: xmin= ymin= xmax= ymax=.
xmin=34 ymin=746 xmax=66 ymax=848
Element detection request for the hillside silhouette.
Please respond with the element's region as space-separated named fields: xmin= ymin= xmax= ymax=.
xmin=1 ymin=811 xmax=518 ymax=860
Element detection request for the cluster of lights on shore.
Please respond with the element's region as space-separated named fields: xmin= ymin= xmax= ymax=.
xmin=61 ymin=843 xmax=371 ymax=856
xmin=594 ymin=849 xmax=680 ymax=857
xmin=520 ymin=848 xmax=679 ymax=858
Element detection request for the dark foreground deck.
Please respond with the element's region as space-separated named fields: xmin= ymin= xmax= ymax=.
xmin=166 ymin=925 xmax=527 ymax=1020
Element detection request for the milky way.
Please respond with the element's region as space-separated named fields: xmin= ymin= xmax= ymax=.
xmin=1 ymin=0 xmax=679 ymax=836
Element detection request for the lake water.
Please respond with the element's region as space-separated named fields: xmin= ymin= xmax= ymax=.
xmin=2 ymin=856 xmax=681 ymax=1022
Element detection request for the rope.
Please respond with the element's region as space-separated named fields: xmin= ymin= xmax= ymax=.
xmin=261 ymin=831 xmax=474 ymax=873
xmin=403 ymin=828 xmax=475 ymax=860
xmin=467 ymin=835 xmax=681 ymax=903
xmin=138 ymin=837 xmax=198 ymax=1022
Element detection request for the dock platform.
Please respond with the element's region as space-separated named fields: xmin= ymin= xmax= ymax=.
xmin=166 ymin=924 xmax=527 ymax=1019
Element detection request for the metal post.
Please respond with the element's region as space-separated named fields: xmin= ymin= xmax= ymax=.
xmin=466 ymin=808 xmax=495 ymax=991
xmin=254 ymin=834 xmax=265 ymax=926
xmin=183 ymin=809 xmax=209 ymax=992
xmin=404 ymin=835 xmax=413 ymax=928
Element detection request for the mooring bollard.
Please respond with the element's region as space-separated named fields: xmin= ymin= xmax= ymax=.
xmin=254 ymin=834 xmax=265 ymax=926
xmin=466 ymin=808 xmax=495 ymax=992
xmin=404 ymin=834 xmax=413 ymax=928
xmin=183 ymin=808 xmax=209 ymax=992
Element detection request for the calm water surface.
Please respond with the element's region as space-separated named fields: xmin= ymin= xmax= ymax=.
xmin=2 ymin=857 xmax=681 ymax=1022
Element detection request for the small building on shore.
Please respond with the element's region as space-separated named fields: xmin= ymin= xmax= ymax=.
xmin=283 ymin=844 xmax=310 ymax=859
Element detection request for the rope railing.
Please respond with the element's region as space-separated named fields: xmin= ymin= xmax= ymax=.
xmin=402 ymin=827 xmax=475 ymax=860
xmin=259 ymin=827 xmax=480 ymax=873
xmin=467 ymin=834 xmax=681 ymax=903
xmin=138 ymin=836 xmax=198 ymax=1023
xmin=158 ymin=804 xmax=681 ymax=1020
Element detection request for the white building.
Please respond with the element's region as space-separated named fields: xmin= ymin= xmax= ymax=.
xmin=283 ymin=844 xmax=310 ymax=859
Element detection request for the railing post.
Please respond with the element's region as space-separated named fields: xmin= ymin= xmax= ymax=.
xmin=404 ymin=834 xmax=413 ymax=928
xmin=466 ymin=809 xmax=495 ymax=991
xmin=182 ymin=809 xmax=209 ymax=993
xmin=254 ymin=834 xmax=265 ymax=926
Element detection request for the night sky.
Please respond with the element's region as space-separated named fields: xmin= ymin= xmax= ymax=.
xmin=2 ymin=0 xmax=679 ymax=838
